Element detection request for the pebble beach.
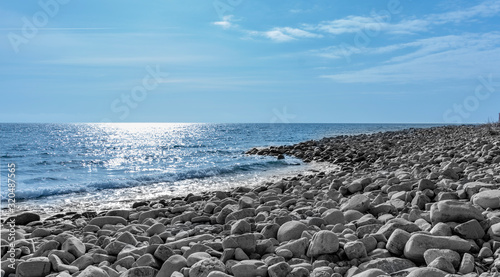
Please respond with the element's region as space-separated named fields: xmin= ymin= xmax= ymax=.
xmin=2 ymin=124 xmax=500 ymax=277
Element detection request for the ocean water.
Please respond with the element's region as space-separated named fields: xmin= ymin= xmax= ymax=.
xmin=0 ymin=123 xmax=440 ymax=213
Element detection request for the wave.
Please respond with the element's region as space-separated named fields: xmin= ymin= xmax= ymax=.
xmin=1 ymin=157 xmax=302 ymax=201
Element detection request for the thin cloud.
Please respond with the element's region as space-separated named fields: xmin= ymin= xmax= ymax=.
xmin=212 ymin=15 xmax=237 ymax=29
xmin=250 ymin=27 xmax=322 ymax=42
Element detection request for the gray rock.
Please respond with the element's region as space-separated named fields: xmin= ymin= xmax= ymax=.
xmin=89 ymin=216 xmax=127 ymax=228
xmin=344 ymin=241 xmax=367 ymax=260
xmin=306 ymin=230 xmax=339 ymax=257
xmin=187 ymin=252 xmax=212 ymax=267
xmin=189 ymin=257 xmax=226 ymax=277
xmin=429 ymin=200 xmax=484 ymax=224
xmin=77 ymin=265 xmax=110 ymax=277
xmin=341 ymin=194 xmax=370 ymax=213
xmin=277 ymin=221 xmax=307 ymax=242
xmin=386 ymin=229 xmax=410 ymax=256
xmin=458 ymin=252 xmax=475 ymax=274
xmin=403 ymin=233 xmax=471 ymax=263
xmin=268 ymin=261 xmax=292 ymax=277
xmin=231 ymin=260 xmax=267 ymax=277
xmin=231 ymin=219 xmax=251 ymax=235
xmin=406 ymin=267 xmax=447 ymax=277
xmin=453 ymin=219 xmax=485 ymax=239
xmin=222 ymin=234 xmax=256 ymax=255
xmin=157 ymin=255 xmax=187 ymax=277
xmin=471 ymin=189 xmax=500 ymax=209
xmin=16 ymin=257 xmax=51 ymax=277
xmin=423 ymin=249 xmax=460 ymax=269
xmin=321 ymin=209 xmax=345 ymax=225
xmin=275 ymin=237 xmax=309 ymax=258
xmin=62 ymin=236 xmax=85 ymax=258
xmin=358 ymin=257 xmax=415 ymax=274
xmin=427 ymin=256 xmax=455 ymax=273
xmin=6 ymin=212 xmax=40 ymax=226
xmin=121 ymin=266 xmax=158 ymax=277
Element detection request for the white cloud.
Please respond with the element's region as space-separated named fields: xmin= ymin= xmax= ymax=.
xmin=320 ymin=32 xmax=500 ymax=83
xmin=212 ymin=15 xmax=236 ymax=29
xmin=251 ymin=27 xmax=323 ymax=42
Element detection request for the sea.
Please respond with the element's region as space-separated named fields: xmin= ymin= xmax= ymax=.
xmin=0 ymin=123 xmax=441 ymax=214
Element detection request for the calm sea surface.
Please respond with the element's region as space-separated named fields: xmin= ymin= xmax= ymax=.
xmin=0 ymin=123 xmax=441 ymax=213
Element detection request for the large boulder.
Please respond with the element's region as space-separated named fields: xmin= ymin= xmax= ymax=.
xmin=358 ymin=257 xmax=415 ymax=274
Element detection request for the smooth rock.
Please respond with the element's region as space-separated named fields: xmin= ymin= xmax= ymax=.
xmin=157 ymin=255 xmax=187 ymax=277
xmin=430 ymin=200 xmax=484 ymax=224
xmin=471 ymin=189 xmax=500 ymax=209
xmin=403 ymin=233 xmax=471 ymax=263
xmin=386 ymin=229 xmax=410 ymax=256
xmin=231 ymin=260 xmax=267 ymax=277
xmin=6 ymin=212 xmax=40 ymax=226
xmin=453 ymin=219 xmax=485 ymax=239
xmin=277 ymin=221 xmax=307 ymax=242
xmin=341 ymin=194 xmax=370 ymax=213
xmin=187 ymin=252 xmax=212 ymax=267
xmin=306 ymin=230 xmax=339 ymax=257
xmin=222 ymin=234 xmax=256 ymax=255
xmin=423 ymin=249 xmax=460 ymax=268
xmin=78 ymin=265 xmax=110 ymax=277
xmin=231 ymin=220 xmax=252 ymax=235
xmin=458 ymin=252 xmax=475 ymax=274
xmin=16 ymin=257 xmax=51 ymax=277
xmin=275 ymin=237 xmax=308 ymax=258
xmin=268 ymin=261 xmax=291 ymax=277
xmin=321 ymin=209 xmax=345 ymax=225
xmin=344 ymin=241 xmax=367 ymax=260
xmin=62 ymin=236 xmax=85 ymax=258
xmin=352 ymin=269 xmax=389 ymax=277
xmin=427 ymin=256 xmax=455 ymax=273
xmin=121 ymin=266 xmax=158 ymax=277
xmin=89 ymin=216 xmax=127 ymax=228
xmin=406 ymin=267 xmax=447 ymax=277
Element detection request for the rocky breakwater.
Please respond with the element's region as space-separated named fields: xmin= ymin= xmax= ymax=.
xmin=1 ymin=124 xmax=500 ymax=277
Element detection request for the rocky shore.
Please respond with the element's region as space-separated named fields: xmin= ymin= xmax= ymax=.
xmin=2 ymin=124 xmax=500 ymax=277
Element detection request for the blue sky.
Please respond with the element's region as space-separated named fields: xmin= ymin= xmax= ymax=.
xmin=1 ymin=0 xmax=499 ymax=123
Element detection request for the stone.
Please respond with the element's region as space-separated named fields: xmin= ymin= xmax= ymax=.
xmin=321 ymin=209 xmax=345 ymax=225
xmin=146 ymin=223 xmax=166 ymax=236
xmin=16 ymin=257 xmax=51 ymax=277
xmin=478 ymin=246 xmax=493 ymax=258
xmin=222 ymin=234 xmax=256 ymax=255
xmin=306 ymin=230 xmax=339 ymax=257
xmin=344 ymin=241 xmax=367 ymax=260
xmin=136 ymin=253 xmax=159 ymax=268
xmin=429 ymin=200 xmax=484 ymax=224
xmin=261 ymin=223 xmax=280 ymax=239
xmin=268 ymin=261 xmax=292 ymax=277
xmin=376 ymin=218 xmax=420 ymax=239
xmin=207 ymin=272 xmax=232 ymax=277
xmin=121 ymin=266 xmax=158 ymax=277
xmin=239 ymin=196 xmax=255 ymax=209
xmin=187 ymin=252 xmax=212 ymax=267
xmin=32 ymin=240 xmax=60 ymax=257
xmin=458 ymin=252 xmax=475 ymax=274
xmin=157 ymin=255 xmax=187 ymax=277
xmin=386 ymin=229 xmax=410 ymax=256
xmin=423 ymin=249 xmax=460 ymax=268
xmin=341 ymin=194 xmax=370 ymax=213
xmin=6 ymin=212 xmax=40 ymax=226
xmin=429 ymin=222 xmax=452 ymax=236
xmin=78 ymin=265 xmax=110 ymax=277
xmin=117 ymin=231 xmax=138 ymax=246
xmin=275 ymin=248 xmax=293 ymax=259
xmin=89 ymin=216 xmax=127 ymax=228
xmin=275 ymin=237 xmax=308 ymax=258
xmin=453 ymin=219 xmax=485 ymax=239
xmin=488 ymin=222 xmax=500 ymax=241
xmin=471 ymin=189 xmax=500 ymax=209
xmin=70 ymin=254 xmax=94 ymax=270
xmin=417 ymin=179 xmax=435 ymax=191
xmin=154 ymin=244 xmax=175 ymax=262
xmin=288 ymin=267 xmax=310 ymax=277
xmin=104 ymin=241 xmax=129 ymax=255
xmin=165 ymin=234 xmax=215 ymax=249
xmin=49 ymin=254 xmax=79 ymax=273
xmin=231 ymin=220 xmax=252 ymax=235
xmin=358 ymin=257 xmax=415 ymax=274
xmin=404 ymin=233 xmax=471 ymax=263
xmin=406 ymin=267 xmax=447 ymax=277
xmin=189 ymin=257 xmax=226 ymax=277
xmin=62 ymin=236 xmax=85 ymax=258
xmin=231 ymin=260 xmax=267 ymax=277
xmin=427 ymin=256 xmax=455 ymax=273
xmin=277 ymin=221 xmax=307 ymax=242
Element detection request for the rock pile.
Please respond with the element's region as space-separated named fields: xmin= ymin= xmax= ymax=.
xmin=1 ymin=124 xmax=500 ymax=277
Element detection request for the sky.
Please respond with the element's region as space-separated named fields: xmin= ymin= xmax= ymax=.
xmin=1 ymin=0 xmax=499 ymax=123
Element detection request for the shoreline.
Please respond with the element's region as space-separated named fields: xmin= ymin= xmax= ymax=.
xmin=2 ymin=123 xmax=500 ymax=277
